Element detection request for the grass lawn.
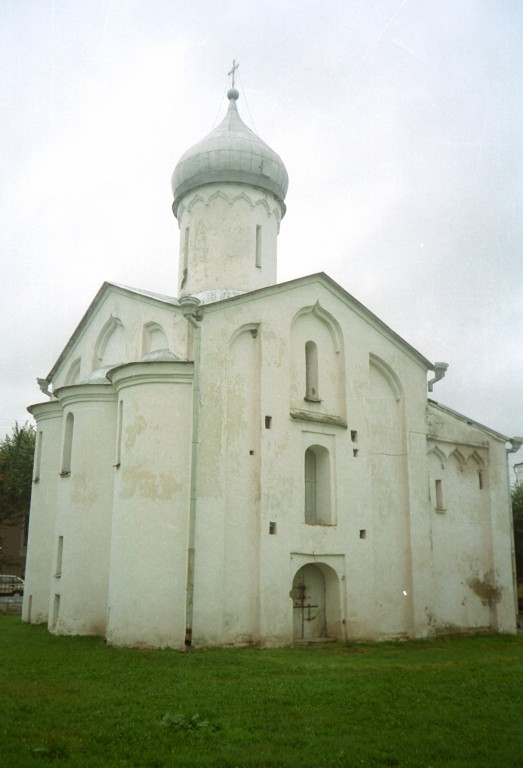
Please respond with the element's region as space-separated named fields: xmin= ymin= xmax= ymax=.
xmin=1 ymin=617 xmax=523 ymax=767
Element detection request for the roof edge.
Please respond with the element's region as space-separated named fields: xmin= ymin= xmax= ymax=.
xmin=427 ymin=398 xmax=510 ymax=443
xmin=45 ymin=282 xmax=178 ymax=383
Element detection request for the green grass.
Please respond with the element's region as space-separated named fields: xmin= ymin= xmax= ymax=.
xmin=1 ymin=617 xmax=523 ymax=767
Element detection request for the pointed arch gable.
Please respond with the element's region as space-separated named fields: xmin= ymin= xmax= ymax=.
xmin=468 ymin=449 xmax=486 ymax=471
xmin=291 ymin=301 xmax=343 ymax=353
xmin=289 ymin=301 xmax=346 ymax=423
xmin=449 ymin=447 xmax=467 ymax=473
xmin=427 ymin=445 xmax=447 ymax=470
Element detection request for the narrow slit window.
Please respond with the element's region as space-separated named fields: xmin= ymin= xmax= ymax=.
xmin=305 ymin=341 xmax=319 ymax=401
xmin=269 ymin=522 xmax=277 ymax=535
xmin=478 ymin=471 xmax=484 ymax=490
xmin=304 ymin=445 xmax=332 ymax=525
xmin=265 ymin=416 xmax=272 ymax=429
xmin=304 ymin=449 xmax=317 ymax=524
xmin=183 ymin=227 xmax=189 ymax=270
xmin=435 ymin=479 xmax=445 ymax=511
xmin=255 ymin=225 xmax=262 ymax=268
xmin=61 ymin=412 xmax=74 ymax=476
xmin=55 ymin=536 xmax=63 ymax=578
xmin=52 ymin=594 xmax=60 ymax=630
xmin=181 ymin=227 xmax=189 ymax=289
xmin=115 ymin=400 xmax=123 ymax=468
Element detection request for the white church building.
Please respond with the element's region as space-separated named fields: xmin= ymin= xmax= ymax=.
xmin=23 ymin=84 xmax=521 ymax=648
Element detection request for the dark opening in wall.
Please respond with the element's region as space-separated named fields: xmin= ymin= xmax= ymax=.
xmin=353 ymin=449 xmax=359 ymax=458
xmin=269 ymin=522 xmax=277 ymax=534
xmin=359 ymin=529 xmax=366 ymax=539
xmin=265 ymin=416 xmax=272 ymax=429
xmin=435 ymin=479 xmax=445 ymax=511
xmin=351 ymin=430 xmax=358 ymax=442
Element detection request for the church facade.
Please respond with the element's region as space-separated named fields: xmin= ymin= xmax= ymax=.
xmin=22 ymin=86 xmax=520 ymax=647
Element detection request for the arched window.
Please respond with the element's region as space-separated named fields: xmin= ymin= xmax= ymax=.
xmin=304 ymin=445 xmax=332 ymax=525
xmin=305 ymin=449 xmax=317 ymax=523
xmin=305 ymin=341 xmax=320 ymax=401
xmin=61 ymin=412 xmax=74 ymax=476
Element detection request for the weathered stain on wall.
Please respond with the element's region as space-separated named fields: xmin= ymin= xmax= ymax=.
xmin=467 ymin=573 xmax=503 ymax=608
xmin=120 ymin=466 xmax=183 ymax=501
xmin=125 ymin=415 xmax=147 ymax=449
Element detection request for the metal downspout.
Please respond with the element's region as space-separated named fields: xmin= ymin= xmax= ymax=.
xmin=507 ymin=438 xmax=523 ymax=626
xmin=179 ymin=296 xmax=202 ymax=647
xmin=427 ymin=362 xmax=449 ymax=392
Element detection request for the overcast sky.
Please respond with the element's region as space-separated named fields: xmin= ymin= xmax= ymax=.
xmin=1 ymin=1 xmax=522 ymax=473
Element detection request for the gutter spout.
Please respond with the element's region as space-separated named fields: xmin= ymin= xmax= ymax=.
xmin=507 ymin=437 xmax=523 ymax=454
xmin=428 ymin=362 xmax=448 ymax=392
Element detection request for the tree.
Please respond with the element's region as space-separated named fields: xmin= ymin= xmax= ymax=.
xmin=512 ymin=483 xmax=523 ymax=585
xmin=0 ymin=422 xmax=36 ymax=526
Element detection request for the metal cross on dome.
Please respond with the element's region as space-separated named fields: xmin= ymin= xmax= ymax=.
xmin=228 ymin=59 xmax=239 ymax=88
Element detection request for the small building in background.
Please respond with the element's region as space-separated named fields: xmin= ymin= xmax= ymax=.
xmin=0 ymin=518 xmax=27 ymax=579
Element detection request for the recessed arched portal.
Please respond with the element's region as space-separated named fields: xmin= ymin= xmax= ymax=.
xmin=291 ymin=563 xmax=340 ymax=641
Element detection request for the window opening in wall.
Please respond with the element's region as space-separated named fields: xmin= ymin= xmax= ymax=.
xmin=359 ymin=529 xmax=366 ymax=539
xmin=51 ymin=594 xmax=60 ymax=630
xmin=55 ymin=536 xmax=63 ymax=578
xmin=305 ymin=341 xmax=320 ymax=401
xmin=435 ymin=479 xmax=445 ymax=511
xmin=478 ymin=470 xmax=484 ymax=490
xmin=269 ymin=522 xmax=277 ymax=534
xmin=33 ymin=430 xmax=43 ymax=482
xmin=265 ymin=416 xmax=272 ymax=429
xmin=351 ymin=430 xmax=358 ymax=442
xmin=61 ymin=413 xmax=74 ymax=476
xmin=353 ymin=449 xmax=359 ymax=458
xmin=249 ymin=450 xmax=254 ymax=455
xmin=304 ymin=445 xmax=332 ymax=525
xmin=255 ymin=225 xmax=262 ymax=268
xmin=115 ymin=400 xmax=123 ymax=468
xmin=181 ymin=227 xmax=189 ymax=288
xmin=305 ymin=449 xmax=317 ymax=523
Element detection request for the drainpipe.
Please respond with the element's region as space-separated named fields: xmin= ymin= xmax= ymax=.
xmin=427 ymin=362 xmax=448 ymax=392
xmin=505 ymin=438 xmax=523 ymax=625
xmin=179 ymin=295 xmax=202 ymax=648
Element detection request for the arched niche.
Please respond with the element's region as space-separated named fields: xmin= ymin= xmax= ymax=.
xmin=93 ymin=317 xmax=125 ymax=369
xmin=142 ymin=322 xmax=169 ymax=356
xmin=291 ymin=562 xmax=341 ymax=641
xmin=368 ymin=354 xmax=404 ymax=456
xmin=65 ymin=358 xmax=81 ymax=386
xmin=290 ymin=302 xmax=345 ymax=419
